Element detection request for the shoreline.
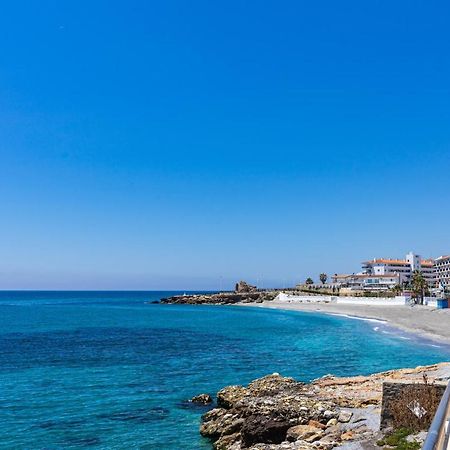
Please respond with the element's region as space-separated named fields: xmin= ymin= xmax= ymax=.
xmin=237 ymin=300 xmax=450 ymax=347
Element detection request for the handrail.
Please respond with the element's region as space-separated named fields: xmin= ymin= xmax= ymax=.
xmin=423 ymin=383 xmax=450 ymax=450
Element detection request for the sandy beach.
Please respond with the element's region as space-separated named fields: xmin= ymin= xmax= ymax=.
xmin=240 ymin=300 xmax=450 ymax=345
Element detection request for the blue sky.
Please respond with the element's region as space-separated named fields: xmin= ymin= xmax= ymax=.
xmin=1 ymin=1 xmax=449 ymax=290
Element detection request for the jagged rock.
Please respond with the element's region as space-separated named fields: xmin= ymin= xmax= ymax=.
xmin=316 ymin=434 xmax=341 ymax=449
xmin=201 ymin=409 xmax=243 ymax=439
xmin=214 ymin=432 xmax=242 ymax=450
xmin=308 ymin=420 xmax=327 ymax=430
xmin=323 ymin=410 xmax=337 ymax=420
xmin=200 ymin=408 xmax=228 ymax=438
xmin=241 ymin=415 xmax=292 ymax=446
xmin=407 ymin=431 xmax=427 ymax=444
xmin=189 ymin=393 xmax=213 ymax=404
xmin=249 ymin=441 xmax=316 ymax=450
xmin=235 ymin=281 xmax=257 ymax=293
xmin=337 ymin=411 xmax=352 ymax=423
xmin=217 ymin=385 xmax=249 ymax=409
xmin=160 ymin=290 xmax=277 ymax=305
xmin=199 ymin=364 xmax=447 ymax=449
xmin=286 ymin=424 xmax=324 ymax=442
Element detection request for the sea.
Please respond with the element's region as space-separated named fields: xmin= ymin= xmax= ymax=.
xmin=1 ymin=291 xmax=449 ymax=449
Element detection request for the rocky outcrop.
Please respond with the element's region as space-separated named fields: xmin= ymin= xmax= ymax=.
xmin=160 ymin=291 xmax=277 ymax=305
xmin=235 ymin=281 xmax=257 ymax=293
xmin=198 ymin=364 xmax=449 ymax=449
xmin=190 ymin=394 xmax=213 ymax=405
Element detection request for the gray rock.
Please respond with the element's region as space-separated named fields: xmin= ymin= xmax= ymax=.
xmin=338 ymin=411 xmax=353 ymax=423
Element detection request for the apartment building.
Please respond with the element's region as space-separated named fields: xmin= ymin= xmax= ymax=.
xmin=434 ymin=255 xmax=450 ymax=290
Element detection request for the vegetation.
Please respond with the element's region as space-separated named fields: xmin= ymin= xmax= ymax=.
xmin=411 ymin=270 xmax=429 ymax=305
xmin=392 ymin=284 xmax=403 ymax=295
xmin=319 ymin=273 xmax=327 ymax=284
xmin=377 ymin=428 xmax=420 ymax=450
xmin=305 ymin=277 xmax=314 ymax=285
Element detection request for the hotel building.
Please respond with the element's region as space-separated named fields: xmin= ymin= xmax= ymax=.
xmin=361 ymin=252 xmax=435 ymax=287
xmin=434 ymin=255 xmax=450 ymax=290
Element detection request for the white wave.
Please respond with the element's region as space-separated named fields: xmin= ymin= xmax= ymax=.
xmin=327 ymin=312 xmax=387 ymax=324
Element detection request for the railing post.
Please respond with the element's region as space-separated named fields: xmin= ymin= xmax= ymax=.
xmin=423 ymin=383 xmax=450 ymax=450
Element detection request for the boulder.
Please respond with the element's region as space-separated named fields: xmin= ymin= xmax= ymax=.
xmin=337 ymin=410 xmax=353 ymax=423
xmin=286 ymin=424 xmax=324 ymax=442
xmin=189 ymin=393 xmax=213 ymax=405
xmin=340 ymin=430 xmax=355 ymax=441
xmin=308 ymin=420 xmax=327 ymax=430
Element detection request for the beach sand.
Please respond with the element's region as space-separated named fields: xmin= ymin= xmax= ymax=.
xmin=239 ymin=300 xmax=450 ymax=345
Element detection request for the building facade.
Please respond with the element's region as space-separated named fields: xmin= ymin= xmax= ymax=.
xmin=362 ymin=252 xmax=435 ymax=287
xmin=434 ymin=255 xmax=450 ymax=290
xmin=331 ymin=273 xmax=400 ymax=291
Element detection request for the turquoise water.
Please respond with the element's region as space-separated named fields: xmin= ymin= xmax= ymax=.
xmin=1 ymin=291 xmax=449 ymax=449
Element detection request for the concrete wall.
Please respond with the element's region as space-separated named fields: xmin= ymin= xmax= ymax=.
xmin=275 ymin=293 xmax=337 ymax=303
xmin=336 ymin=296 xmax=409 ymax=306
xmin=275 ymin=293 xmax=409 ymax=306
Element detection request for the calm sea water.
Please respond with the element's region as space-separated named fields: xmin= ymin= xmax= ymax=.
xmin=1 ymin=291 xmax=449 ymax=449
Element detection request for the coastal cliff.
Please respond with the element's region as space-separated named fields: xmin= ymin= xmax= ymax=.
xmin=198 ymin=363 xmax=449 ymax=450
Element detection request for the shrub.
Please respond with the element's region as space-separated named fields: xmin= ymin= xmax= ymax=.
xmin=377 ymin=428 xmax=420 ymax=450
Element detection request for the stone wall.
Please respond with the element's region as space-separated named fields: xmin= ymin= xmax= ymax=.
xmin=381 ymin=382 xmax=446 ymax=431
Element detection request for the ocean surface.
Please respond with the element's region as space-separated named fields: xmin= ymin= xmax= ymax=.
xmin=1 ymin=291 xmax=449 ymax=449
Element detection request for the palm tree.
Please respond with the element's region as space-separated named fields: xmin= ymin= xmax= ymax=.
xmin=319 ymin=273 xmax=327 ymax=284
xmin=392 ymin=284 xmax=402 ymax=296
xmin=411 ymin=270 xmax=428 ymax=305
xmin=305 ymin=277 xmax=314 ymax=285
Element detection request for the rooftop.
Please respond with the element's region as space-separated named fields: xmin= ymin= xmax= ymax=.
xmin=333 ymin=273 xmax=400 ymax=279
xmin=362 ymin=258 xmax=435 ymax=266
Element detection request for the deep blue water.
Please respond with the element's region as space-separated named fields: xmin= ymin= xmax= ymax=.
xmin=1 ymin=291 xmax=449 ymax=449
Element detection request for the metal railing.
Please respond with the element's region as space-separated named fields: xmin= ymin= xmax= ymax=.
xmin=423 ymin=383 xmax=450 ymax=450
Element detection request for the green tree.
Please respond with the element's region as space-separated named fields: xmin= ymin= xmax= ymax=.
xmin=411 ymin=270 xmax=428 ymax=305
xmin=392 ymin=284 xmax=403 ymax=295
xmin=305 ymin=277 xmax=314 ymax=285
xmin=319 ymin=273 xmax=327 ymax=284
xmin=392 ymin=284 xmax=402 ymax=296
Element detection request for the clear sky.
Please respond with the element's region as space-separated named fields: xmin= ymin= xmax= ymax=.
xmin=1 ymin=1 xmax=449 ymax=290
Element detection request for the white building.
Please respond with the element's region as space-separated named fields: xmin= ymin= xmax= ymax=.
xmin=361 ymin=252 xmax=435 ymax=287
xmin=434 ymin=255 xmax=450 ymax=290
xmin=331 ymin=273 xmax=400 ymax=291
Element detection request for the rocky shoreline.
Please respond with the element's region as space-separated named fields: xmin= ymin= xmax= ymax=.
xmin=160 ymin=281 xmax=278 ymax=305
xmin=160 ymin=291 xmax=277 ymax=305
xmin=197 ymin=363 xmax=450 ymax=450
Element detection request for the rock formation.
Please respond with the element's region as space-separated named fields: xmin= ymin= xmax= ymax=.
xmin=160 ymin=290 xmax=277 ymax=305
xmin=235 ymin=281 xmax=257 ymax=293
xmin=198 ymin=363 xmax=449 ymax=449
xmin=190 ymin=394 xmax=213 ymax=405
